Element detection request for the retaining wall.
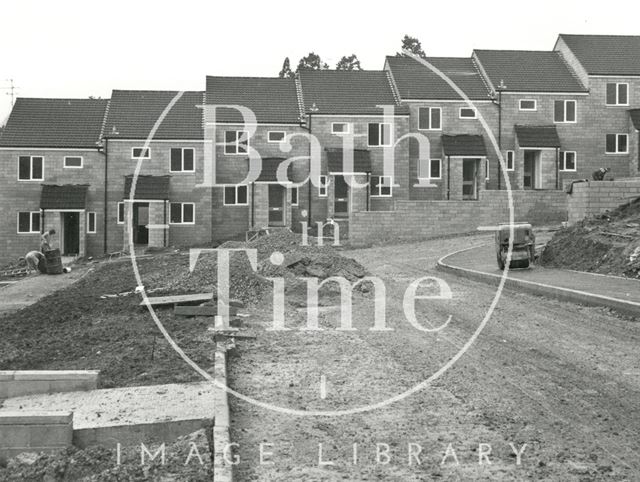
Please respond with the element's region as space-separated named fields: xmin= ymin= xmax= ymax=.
xmin=0 ymin=371 xmax=99 ymax=399
xmin=0 ymin=412 xmax=73 ymax=458
xmin=349 ymin=190 xmax=567 ymax=245
xmin=567 ymin=179 xmax=640 ymax=225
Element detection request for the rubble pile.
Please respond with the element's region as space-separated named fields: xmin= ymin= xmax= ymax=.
xmin=541 ymin=197 xmax=640 ymax=278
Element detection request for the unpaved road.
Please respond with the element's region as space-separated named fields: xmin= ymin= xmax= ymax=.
xmin=228 ymin=234 xmax=640 ymax=481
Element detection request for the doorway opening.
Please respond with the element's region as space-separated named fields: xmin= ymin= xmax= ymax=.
xmin=62 ymin=212 xmax=80 ymax=255
xmin=132 ymin=202 xmax=149 ymax=245
xmin=333 ymin=175 xmax=349 ymax=217
xmin=268 ymin=185 xmax=286 ymax=227
xmin=462 ymin=159 xmax=479 ymax=200
xmin=523 ymin=151 xmax=540 ymax=190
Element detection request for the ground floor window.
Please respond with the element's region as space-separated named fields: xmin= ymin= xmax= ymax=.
xmin=17 ymin=211 xmax=40 ymax=233
xmin=318 ymin=176 xmax=328 ymax=197
xmin=170 ymin=203 xmax=195 ymax=224
xmin=560 ymin=151 xmax=577 ymax=171
xmin=224 ymin=185 xmax=248 ymax=206
xmin=370 ymin=175 xmax=393 ymax=197
xmin=291 ymin=186 xmax=299 ymax=206
xmin=87 ymin=212 xmax=97 ymax=233
xmin=606 ymin=134 xmax=628 ymax=154
xmin=117 ymin=202 xmax=125 ymax=224
xmin=505 ymin=151 xmax=515 ymax=171
xmin=485 ymin=159 xmax=490 ymax=180
xmin=419 ymin=159 xmax=441 ymax=180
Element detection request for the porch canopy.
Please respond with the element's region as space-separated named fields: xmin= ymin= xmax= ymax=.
xmin=441 ymin=135 xmax=487 ymax=157
xmin=124 ymin=175 xmax=170 ymax=200
xmin=515 ymin=125 xmax=561 ymax=149
xmin=326 ymin=148 xmax=372 ymax=173
xmin=256 ymin=157 xmax=296 ymax=183
xmin=40 ymin=184 xmax=89 ymax=210
xmin=630 ymin=109 xmax=640 ymax=130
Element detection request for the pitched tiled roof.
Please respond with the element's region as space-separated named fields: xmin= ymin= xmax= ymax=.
xmin=385 ymin=56 xmax=491 ymax=100
xmin=0 ymin=98 xmax=108 ymax=148
xmin=41 ymin=184 xmax=89 ymax=210
xmin=124 ymin=175 xmax=171 ymax=200
xmin=515 ymin=125 xmax=561 ymax=148
xmin=205 ymin=77 xmax=302 ymax=124
xmin=629 ymin=110 xmax=640 ymax=130
xmin=441 ymin=135 xmax=487 ymax=157
xmin=473 ymin=50 xmax=586 ymax=93
xmin=297 ymin=70 xmax=408 ymax=115
xmin=326 ymin=148 xmax=372 ymax=172
xmin=558 ymin=34 xmax=640 ymax=76
xmin=104 ymin=90 xmax=203 ymax=140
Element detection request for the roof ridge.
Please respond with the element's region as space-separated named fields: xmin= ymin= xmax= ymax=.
xmin=384 ymin=70 xmax=402 ymax=105
xmin=98 ymin=100 xmax=111 ymax=143
xmin=294 ymin=75 xmax=306 ymax=119
xmin=470 ymin=56 xmax=493 ymax=99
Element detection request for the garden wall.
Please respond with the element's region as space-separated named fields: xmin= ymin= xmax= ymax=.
xmin=567 ymin=179 xmax=640 ymax=225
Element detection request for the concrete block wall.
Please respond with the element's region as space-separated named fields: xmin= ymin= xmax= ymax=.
xmin=349 ymin=190 xmax=567 ymax=245
xmin=0 ymin=371 xmax=99 ymax=399
xmin=567 ymin=179 xmax=640 ymax=225
xmin=0 ymin=412 xmax=73 ymax=458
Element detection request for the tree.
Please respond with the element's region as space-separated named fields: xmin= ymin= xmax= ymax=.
xmin=397 ymin=35 xmax=427 ymax=59
xmin=336 ymin=54 xmax=362 ymax=71
xmin=278 ymin=57 xmax=294 ymax=78
xmin=296 ymin=52 xmax=329 ymax=72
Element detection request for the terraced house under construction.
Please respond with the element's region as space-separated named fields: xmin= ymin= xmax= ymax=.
xmin=0 ymin=33 xmax=639 ymax=265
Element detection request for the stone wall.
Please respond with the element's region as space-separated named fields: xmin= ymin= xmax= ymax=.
xmin=567 ymin=179 xmax=640 ymax=225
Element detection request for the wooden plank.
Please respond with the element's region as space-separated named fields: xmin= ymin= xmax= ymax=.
xmin=174 ymin=305 xmax=238 ymax=317
xmin=141 ymin=293 xmax=214 ymax=306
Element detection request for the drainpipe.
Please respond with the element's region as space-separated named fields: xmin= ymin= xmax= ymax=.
xmin=447 ymin=156 xmax=451 ymax=200
xmin=163 ymin=200 xmax=167 ymax=247
xmin=251 ymin=183 xmax=255 ymax=228
xmin=555 ymin=148 xmax=560 ymax=190
xmin=496 ymin=80 xmax=507 ymax=190
xmin=100 ymin=138 xmax=109 ymax=254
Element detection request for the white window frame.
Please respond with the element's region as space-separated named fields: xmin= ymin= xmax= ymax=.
xmin=605 ymin=133 xmax=629 ymax=154
xmin=291 ymin=186 xmax=299 ymax=206
xmin=87 ymin=212 xmax=97 ymax=233
xmin=418 ymin=107 xmax=442 ymax=131
xmin=367 ymin=123 xmax=392 ymax=147
xmin=63 ymin=156 xmax=83 ymax=169
xmin=17 ymin=156 xmax=44 ymax=181
xmin=370 ymin=175 xmax=393 ymax=197
xmin=331 ymin=122 xmax=350 ymax=135
xmin=224 ymin=130 xmax=249 ymax=155
xmin=485 ymin=159 xmax=490 ymax=180
xmin=170 ymin=202 xmax=196 ymax=225
xmin=459 ymin=107 xmax=477 ymax=119
xmin=554 ymin=100 xmax=577 ymax=124
xmin=505 ymin=151 xmax=515 ymax=171
xmin=169 ymin=147 xmax=195 ymax=173
xmin=318 ymin=175 xmax=328 ymax=197
xmin=559 ymin=151 xmax=577 ymax=172
xmin=605 ymin=82 xmax=629 ymax=106
xmin=117 ymin=202 xmax=125 ymax=224
xmin=17 ymin=211 xmax=40 ymax=234
xmin=223 ymin=185 xmax=249 ymax=206
xmin=131 ymin=147 xmax=151 ymax=159
xmin=519 ymin=99 xmax=537 ymax=111
xmin=267 ymin=131 xmax=286 ymax=143
xmin=418 ymin=159 xmax=441 ymax=180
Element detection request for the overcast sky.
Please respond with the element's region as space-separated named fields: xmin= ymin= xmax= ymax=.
xmin=1 ymin=0 xmax=638 ymax=123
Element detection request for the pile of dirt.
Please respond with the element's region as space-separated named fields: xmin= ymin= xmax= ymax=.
xmin=0 ymin=429 xmax=212 ymax=481
xmin=540 ymin=196 xmax=640 ymax=278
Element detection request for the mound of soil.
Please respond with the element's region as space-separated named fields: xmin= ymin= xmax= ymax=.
xmin=540 ymin=196 xmax=640 ymax=278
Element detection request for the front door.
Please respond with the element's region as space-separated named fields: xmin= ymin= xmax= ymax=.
xmin=268 ymin=184 xmax=286 ymax=226
xmin=523 ymin=151 xmax=537 ymax=189
xmin=462 ymin=159 xmax=478 ymax=200
xmin=334 ymin=175 xmax=349 ymax=217
xmin=133 ymin=203 xmax=149 ymax=245
xmin=62 ymin=212 xmax=80 ymax=255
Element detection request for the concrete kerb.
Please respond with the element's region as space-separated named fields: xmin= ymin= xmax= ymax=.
xmin=213 ymin=341 xmax=233 ymax=482
xmin=437 ymin=246 xmax=640 ymax=319
xmin=0 ymin=370 xmax=99 ymax=399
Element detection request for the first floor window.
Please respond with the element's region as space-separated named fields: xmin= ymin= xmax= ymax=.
xmin=318 ymin=175 xmax=328 ymax=197
xmin=606 ymin=83 xmax=629 ymax=106
xmin=223 ymin=185 xmax=248 ymax=205
xmin=291 ymin=186 xmax=299 ymax=206
xmin=606 ymin=134 xmax=628 ymax=154
xmin=418 ymin=159 xmax=441 ymax=179
xmin=64 ymin=156 xmax=83 ymax=168
xmin=560 ymin=151 xmax=577 ymax=171
xmin=117 ymin=202 xmax=125 ymax=224
xmin=267 ymin=131 xmax=286 ymax=143
xmin=170 ymin=148 xmax=195 ymax=172
xmin=18 ymin=156 xmax=44 ymax=180
xmin=224 ymin=130 xmax=249 ymax=154
xmin=87 ymin=212 xmax=97 ymax=233
xmin=554 ymin=100 xmax=576 ymax=123
xmin=132 ymin=147 xmax=150 ymax=159
xmin=170 ymin=203 xmax=195 ymax=224
xmin=519 ymin=99 xmax=537 ymax=111
xmin=368 ymin=123 xmax=392 ymax=146
xmin=331 ymin=122 xmax=350 ymax=134
xmin=418 ymin=107 xmax=442 ymax=130
xmin=17 ymin=211 xmax=40 ymax=233
xmin=506 ymin=151 xmax=515 ymax=171
xmin=459 ymin=107 xmax=477 ymax=119
xmin=370 ymin=175 xmax=392 ymax=197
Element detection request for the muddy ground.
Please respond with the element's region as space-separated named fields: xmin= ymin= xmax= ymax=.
xmin=227 ymin=234 xmax=640 ymax=481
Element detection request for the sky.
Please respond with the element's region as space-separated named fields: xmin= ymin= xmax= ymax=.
xmin=1 ymin=0 xmax=638 ymax=124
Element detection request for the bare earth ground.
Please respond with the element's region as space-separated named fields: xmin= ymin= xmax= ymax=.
xmin=227 ymin=234 xmax=640 ymax=481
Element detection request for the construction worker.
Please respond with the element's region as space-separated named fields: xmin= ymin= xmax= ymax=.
xmin=40 ymin=229 xmax=56 ymax=252
xmin=25 ymin=251 xmax=45 ymax=274
xmin=592 ymin=167 xmax=611 ymax=181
